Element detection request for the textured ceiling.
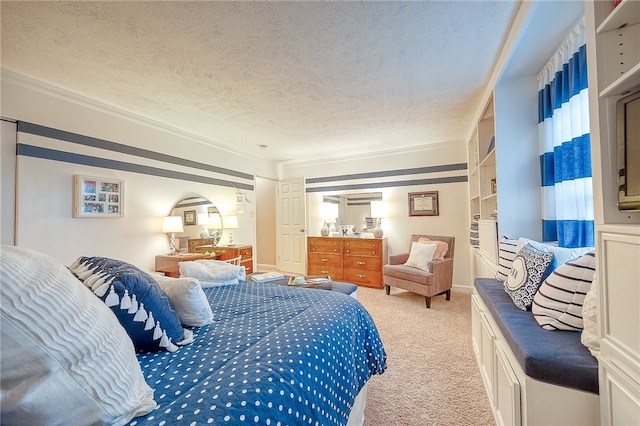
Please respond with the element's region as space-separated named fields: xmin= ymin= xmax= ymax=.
xmin=1 ymin=1 xmax=519 ymax=163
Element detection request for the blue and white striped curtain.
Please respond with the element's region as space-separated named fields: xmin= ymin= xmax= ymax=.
xmin=537 ymin=17 xmax=594 ymax=248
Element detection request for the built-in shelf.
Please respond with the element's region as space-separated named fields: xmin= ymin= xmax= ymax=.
xmin=600 ymin=62 xmax=640 ymax=97
xmin=596 ymin=0 xmax=640 ymax=33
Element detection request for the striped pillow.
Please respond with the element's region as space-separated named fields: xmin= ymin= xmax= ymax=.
xmin=495 ymin=237 xmax=518 ymax=282
xmin=532 ymin=250 xmax=596 ymax=330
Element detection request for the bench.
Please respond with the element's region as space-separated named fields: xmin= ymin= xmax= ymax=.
xmin=472 ymin=277 xmax=600 ymax=425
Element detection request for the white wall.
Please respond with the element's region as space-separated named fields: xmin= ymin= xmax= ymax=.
xmin=1 ymin=73 xmax=276 ymax=270
xmin=255 ymin=176 xmax=277 ymax=268
xmin=281 ymin=141 xmax=473 ymax=288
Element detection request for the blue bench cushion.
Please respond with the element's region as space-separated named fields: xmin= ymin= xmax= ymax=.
xmin=475 ymin=278 xmax=598 ymax=394
xmin=330 ymin=281 xmax=358 ymax=295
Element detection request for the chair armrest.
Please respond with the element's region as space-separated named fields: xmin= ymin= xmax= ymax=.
xmin=429 ymin=258 xmax=453 ymax=273
xmin=428 ymin=258 xmax=454 ymax=291
xmin=389 ymin=253 xmax=409 ymax=265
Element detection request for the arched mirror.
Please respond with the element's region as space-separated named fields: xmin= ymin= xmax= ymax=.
xmin=169 ymin=196 xmax=223 ymax=251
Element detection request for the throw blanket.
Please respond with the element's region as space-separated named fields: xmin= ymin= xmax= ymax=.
xmin=178 ymin=259 xmax=246 ymax=286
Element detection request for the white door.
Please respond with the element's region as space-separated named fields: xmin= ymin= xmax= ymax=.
xmin=276 ymin=177 xmax=306 ymax=274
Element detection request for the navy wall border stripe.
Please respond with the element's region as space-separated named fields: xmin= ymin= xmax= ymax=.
xmin=306 ymin=175 xmax=468 ymax=192
xmin=306 ymin=163 xmax=468 ymax=184
xmin=17 ymin=121 xmax=254 ymax=181
xmin=18 ymin=144 xmax=254 ymax=191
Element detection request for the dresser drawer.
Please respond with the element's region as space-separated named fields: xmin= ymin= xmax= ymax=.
xmin=242 ymin=260 xmax=253 ymax=274
xmin=343 ymin=256 xmax=381 ymax=271
xmin=343 ymin=239 xmax=383 ymax=257
xmin=308 ymin=253 xmax=342 ymax=268
xmin=343 ymin=268 xmax=382 ymax=288
xmin=308 ymin=265 xmax=343 ymax=280
xmin=239 ymin=247 xmax=252 ymax=258
xmin=308 ymin=238 xmax=343 ymax=253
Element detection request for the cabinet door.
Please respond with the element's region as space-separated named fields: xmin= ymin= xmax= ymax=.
xmin=471 ymin=294 xmax=483 ymax=362
xmin=480 ymin=312 xmax=496 ymax=400
xmin=494 ymin=342 xmax=521 ymax=426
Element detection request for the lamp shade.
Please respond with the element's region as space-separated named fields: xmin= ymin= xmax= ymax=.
xmin=162 ymin=216 xmax=184 ymax=233
xmin=208 ymin=215 xmax=222 ymax=229
xmin=197 ymin=213 xmax=208 ymax=226
xmin=370 ymin=200 xmax=385 ymax=218
xmin=223 ymin=215 xmax=239 ymax=229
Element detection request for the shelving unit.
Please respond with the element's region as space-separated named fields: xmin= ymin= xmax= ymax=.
xmin=586 ymin=0 xmax=640 ymax=424
xmin=468 ymin=97 xmax=498 ymax=275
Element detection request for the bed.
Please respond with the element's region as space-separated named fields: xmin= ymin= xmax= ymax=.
xmin=0 ymin=247 xmax=387 ymax=426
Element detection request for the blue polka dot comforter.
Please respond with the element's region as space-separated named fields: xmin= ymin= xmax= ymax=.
xmin=130 ymin=281 xmax=387 ymax=426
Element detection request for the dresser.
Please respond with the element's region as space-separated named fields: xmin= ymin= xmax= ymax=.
xmin=307 ymin=237 xmax=387 ymax=289
xmin=188 ymin=240 xmax=253 ymax=274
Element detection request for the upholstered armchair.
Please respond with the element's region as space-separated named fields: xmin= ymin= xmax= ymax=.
xmin=382 ymin=234 xmax=455 ymax=308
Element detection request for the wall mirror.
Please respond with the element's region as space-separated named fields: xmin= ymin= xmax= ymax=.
xmin=170 ymin=196 xmax=222 ymax=251
xmin=322 ymin=192 xmax=382 ymax=231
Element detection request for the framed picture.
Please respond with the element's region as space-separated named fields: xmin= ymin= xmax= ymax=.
xmin=73 ymin=175 xmax=124 ymax=218
xmin=408 ymin=191 xmax=439 ymax=216
xmin=183 ymin=210 xmax=197 ymax=226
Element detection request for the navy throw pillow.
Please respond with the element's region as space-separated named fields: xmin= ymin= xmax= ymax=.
xmin=71 ymin=256 xmax=192 ymax=352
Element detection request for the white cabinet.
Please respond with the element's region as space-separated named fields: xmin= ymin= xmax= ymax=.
xmin=471 ymin=291 xmax=600 ymax=426
xmin=586 ymin=0 xmax=640 ymax=424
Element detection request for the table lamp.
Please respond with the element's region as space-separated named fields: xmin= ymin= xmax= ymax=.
xmin=223 ymin=215 xmax=239 ymax=246
xmin=162 ymin=215 xmax=184 ymax=254
xmin=370 ymin=200 xmax=385 ymax=238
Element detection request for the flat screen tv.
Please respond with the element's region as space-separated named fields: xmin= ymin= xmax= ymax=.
xmin=617 ymin=89 xmax=640 ymax=212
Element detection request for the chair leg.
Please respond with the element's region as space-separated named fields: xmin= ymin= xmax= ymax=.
xmin=384 ymin=285 xmax=390 ymax=295
xmin=425 ymin=296 xmax=431 ymax=309
xmin=446 ymin=289 xmax=451 ymax=301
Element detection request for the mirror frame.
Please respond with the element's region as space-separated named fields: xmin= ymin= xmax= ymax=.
xmin=170 ymin=196 xmax=223 ymax=250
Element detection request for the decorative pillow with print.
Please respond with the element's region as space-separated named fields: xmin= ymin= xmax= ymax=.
xmin=504 ymin=244 xmax=554 ymax=311
xmin=532 ymin=250 xmax=596 ymax=330
xmin=417 ymin=237 xmax=448 ymax=261
xmin=495 ymin=236 xmax=518 ymax=282
xmin=70 ymin=256 xmax=193 ymax=352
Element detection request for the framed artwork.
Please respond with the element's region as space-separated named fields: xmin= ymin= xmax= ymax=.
xmin=73 ymin=175 xmax=124 ymax=218
xmin=183 ymin=210 xmax=197 ymax=226
xmin=408 ymin=191 xmax=439 ymax=216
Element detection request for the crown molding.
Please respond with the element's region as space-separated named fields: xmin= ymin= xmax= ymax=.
xmin=1 ymin=68 xmax=258 ymax=162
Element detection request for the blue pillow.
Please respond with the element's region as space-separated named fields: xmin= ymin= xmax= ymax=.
xmin=71 ymin=256 xmax=192 ymax=352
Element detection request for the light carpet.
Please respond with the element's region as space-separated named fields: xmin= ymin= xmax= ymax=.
xmin=357 ymin=286 xmax=495 ymax=426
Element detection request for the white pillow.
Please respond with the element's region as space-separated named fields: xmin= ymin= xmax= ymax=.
xmin=517 ymin=237 xmax=593 ymax=271
xmin=532 ymin=250 xmax=596 ymax=330
xmin=495 ymin=236 xmax=518 ymax=282
xmin=581 ymin=274 xmax=600 ymax=357
xmin=404 ymin=242 xmax=437 ymax=272
xmin=0 ymin=246 xmax=156 ymax=425
xmin=154 ymin=276 xmax=214 ymax=327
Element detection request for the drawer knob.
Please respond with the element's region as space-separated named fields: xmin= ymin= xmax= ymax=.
xmin=357 ymin=261 xmax=366 ymax=265
xmin=321 ymin=258 xmax=328 ymax=262
xmin=321 ymin=270 xmax=329 ymax=274
xmin=357 ymin=274 xmax=365 ymax=278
